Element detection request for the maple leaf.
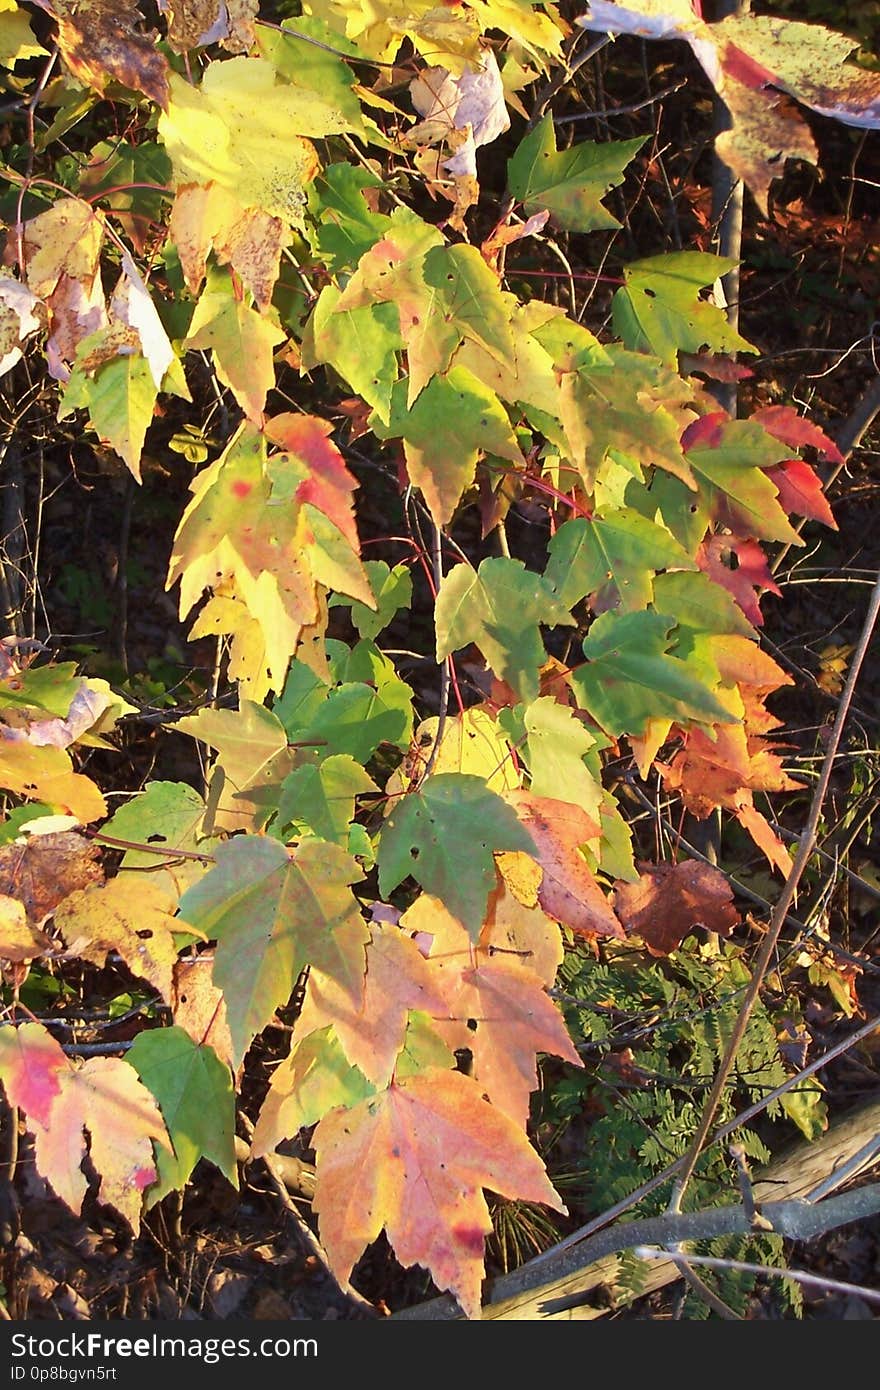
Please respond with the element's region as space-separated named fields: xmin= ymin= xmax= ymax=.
xmin=178 ymin=836 xmax=369 ymax=1067
xmin=0 ymin=894 xmax=52 ymax=963
xmin=54 ymin=875 xmax=183 ymax=1004
xmin=378 ymin=772 xmax=536 ymax=937
xmin=0 ymin=276 xmax=43 ymax=377
xmin=401 ymin=894 xmax=581 ymax=1124
xmin=612 ymin=252 xmax=756 ymax=367
xmin=371 ymin=367 xmax=525 ymax=526
xmin=21 ymin=197 xmax=107 ymax=382
xmin=127 ymin=1026 xmax=238 ymax=1207
xmin=303 ymin=0 xmax=484 ymax=69
xmin=168 ymin=421 xmax=368 ymax=699
xmin=544 ymin=510 xmax=694 ymax=613
xmin=499 ymin=697 xmax=603 ymax=821
xmin=159 ymin=59 xmax=322 ymax=228
xmin=751 ymin=404 xmax=844 ymax=466
xmin=0 ymin=739 xmax=106 ymax=823
xmin=49 ymin=0 xmax=170 ymax=108
xmin=386 ymin=706 xmax=521 ymax=802
xmin=170 ymin=183 xmax=285 ymax=311
xmin=252 ymin=1026 xmax=375 ymax=1157
xmin=507 ymin=115 xmax=644 ymax=231
xmin=274 ymin=754 xmax=378 ymax=846
xmin=0 ymin=1020 xmax=171 ymax=1227
xmin=291 ymin=921 xmax=449 ymax=1087
xmin=300 ymin=676 xmax=414 ymax=765
xmin=682 ymin=413 xmax=802 ymax=545
xmin=0 ymin=0 xmax=46 ymax=64
xmin=764 ymin=459 xmax=837 ymax=531
xmin=172 ymin=703 xmax=294 ymax=834
xmin=184 ymin=268 xmax=285 ymax=425
xmin=312 ymin=1067 xmax=565 ymax=1318
xmin=59 ymin=351 xmax=159 ymax=481
xmin=506 ymin=791 xmax=624 ymax=941
xmin=435 ymin=556 xmax=574 ymax=703
xmin=0 ymin=829 xmax=102 ymax=928
xmin=715 ymin=83 xmax=819 ymax=217
xmin=572 ymin=609 xmax=733 ymax=737
xmin=409 ymin=51 xmax=510 ymax=179
xmin=697 ymin=536 xmax=781 ymax=629
xmin=652 ymin=569 xmax=757 ymax=641
xmin=302 ymin=287 xmax=402 ymax=422
xmin=101 ymin=780 xmax=214 ymax=898
xmin=161 ymin=0 xmax=258 ymax=54
xmin=172 ymin=958 xmax=234 ymax=1071
xmin=337 ymin=215 xmax=515 ymax=407
xmin=613 ymin=860 xmax=741 ymax=957
xmin=257 ymin=18 xmax=382 ymax=144
xmin=335 ymin=560 xmax=413 ymax=641
xmin=0 ymin=1019 xmax=67 ymax=1127
xmin=483 ymin=870 xmax=565 ymax=989
xmin=555 ymin=344 xmax=697 ymax=491
xmin=579 ymin=6 xmax=880 ymax=210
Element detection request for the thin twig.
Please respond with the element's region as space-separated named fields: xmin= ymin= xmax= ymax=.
xmin=237 ymin=1115 xmax=379 ymax=1318
xmin=668 ymin=571 xmax=880 ymax=1215
xmin=633 ymin=1245 xmax=880 ymax=1308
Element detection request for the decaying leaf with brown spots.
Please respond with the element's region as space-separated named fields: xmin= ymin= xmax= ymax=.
xmin=54 ymin=874 xmax=183 ymax=1003
xmin=0 ymin=829 xmax=103 ymax=929
xmin=160 ymin=0 xmax=258 ymax=55
xmin=169 ymin=184 xmax=285 ymax=309
xmin=49 ymin=0 xmax=170 ymax=108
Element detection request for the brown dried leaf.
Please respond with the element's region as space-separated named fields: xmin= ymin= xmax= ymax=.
xmin=613 ymin=860 xmax=741 ymax=957
xmin=172 ymin=957 xmax=235 ymax=1071
xmin=161 ymin=0 xmax=258 ymax=54
xmin=51 ymin=0 xmax=170 ymax=108
xmin=0 ymin=830 xmax=102 ymax=927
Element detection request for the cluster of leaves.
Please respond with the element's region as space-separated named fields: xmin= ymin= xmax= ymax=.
xmin=0 ymin=0 xmax=875 ymax=1317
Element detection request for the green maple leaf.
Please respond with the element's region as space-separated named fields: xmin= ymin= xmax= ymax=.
xmin=378 ymin=773 xmax=536 ymax=937
xmin=571 ymin=610 xmax=735 ymax=737
xmin=307 ymin=164 xmax=391 ymax=273
xmin=652 ymin=570 xmax=756 ymax=639
xmin=273 ymin=660 xmax=330 ymax=736
xmin=435 ymin=557 xmax=574 ymax=702
xmin=613 ymin=252 xmax=757 ymax=367
xmin=257 ymin=18 xmax=379 ymax=143
xmin=500 ymin=697 xmax=604 ymax=819
xmin=173 ymin=702 xmax=294 ymax=834
xmin=127 ymin=1027 xmax=238 ymax=1207
xmin=683 ymin=416 xmax=803 ymax=545
xmin=60 ymin=353 xmax=158 ymax=481
xmin=331 ymin=560 xmax=413 ymax=640
xmin=253 ymin=1027 xmax=375 ymax=1155
xmin=306 ymin=679 xmax=414 ymax=763
xmin=371 ymin=367 xmax=525 ymax=526
xmin=557 ymin=344 xmax=696 ymax=491
xmin=507 ymin=116 xmax=644 ymax=231
xmin=275 ymin=754 xmax=378 ymax=846
xmin=337 ymin=220 xmax=514 ymax=405
xmin=179 ymin=836 xmax=369 ymax=1067
xmin=103 ymin=782 xmax=207 ymax=867
xmin=301 ymin=286 xmax=402 ymax=422
xmin=184 ymin=270 xmax=285 ymax=425
xmin=544 ymin=510 xmax=695 ymax=612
